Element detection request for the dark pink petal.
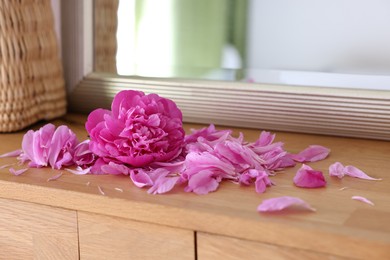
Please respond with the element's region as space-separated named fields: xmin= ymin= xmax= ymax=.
xmin=0 ymin=149 xmax=22 ymax=158
xmin=352 ymin=196 xmax=374 ymax=206
xmin=329 ymin=162 xmax=345 ymax=178
xmin=9 ymin=168 xmax=28 ymax=176
xmin=90 ymin=158 xmax=108 ymax=175
xmin=290 ymin=145 xmax=330 ymax=162
xmin=85 ymin=108 xmax=111 ymax=133
xmin=344 ymin=165 xmax=382 ymax=181
xmin=257 ymin=196 xmax=316 ymax=212
xmin=293 ymin=164 xmax=326 ymax=188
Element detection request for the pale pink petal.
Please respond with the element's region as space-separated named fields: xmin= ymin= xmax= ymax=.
xmin=293 ymin=164 xmax=326 ymax=188
xmin=130 ymin=170 xmax=154 ymax=188
xmin=101 ymin=162 xmax=129 ymax=175
xmin=65 ymin=167 xmax=91 ymax=175
xmin=339 ymin=187 xmax=348 ymax=191
xmin=257 ymin=196 xmax=316 ymax=212
xmin=114 ymin=188 xmax=123 ymax=192
xmin=352 ymin=196 xmax=374 ymax=206
xmin=329 ymin=162 xmax=345 ymax=178
xmin=0 ymin=149 xmax=22 ymax=158
xmin=0 ymin=163 xmax=16 ymax=170
xmin=185 ymin=170 xmax=221 ymax=195
xmin=290 ymin=145 xmax=330 ymax=162
xmin=147 ymin=176 xmax=179 ymax=194
xmin=344 ymin=165 xmax=382 ymax=181
xmin=47 ymin=172 xmax=63 ymax=182
xmin=9 ymin=168 xmax=28 ymax=176
xmin=97 ymin=186 xmax=105 ymax=196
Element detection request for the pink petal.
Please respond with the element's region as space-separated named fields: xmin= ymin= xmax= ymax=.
xmin=257 ymin=196 xmax=316 ymax=212
xmin=147 ymin=176 xmax=179 ymax=194
xmin=9 ymin=168 xmax=28 ymax=176
xmin=344 ymin=165 xmax=382 ymax=181
xmin=329 ymin=162 xmax=345 ymax=178
xmin=65 ymin=167 xmax=91 ymax=175
xmin=352 ymin=196 xmax=374 ymax=206
xmin=114 ymin=188 xmax=124 ymax=192
xmin=185 ymin=170 xmax=220 ymax=195
xmin=0 ymin=163 xmax=16 ymax=170
xmin=0 ymin=149 xmax=22 ymax=158
xmin=293 ymin=164 xmax=326 ymax=188
xmin=47 ymin=172 xmax=63 ymax=182
xmin=101 ymin=162 xmax=129 ymax=175
xmin=290 ymin=145 xmax=330 ymax=162
xmin=130 ymin=170 xmax=154 ymax=188
xmin=254 ymin=171 xmax=273 ymax=194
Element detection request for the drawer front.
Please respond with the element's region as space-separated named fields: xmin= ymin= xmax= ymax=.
xmin=197 ymin=232 xmax=346 ymax=260
xmin=78 ymin=211 xmax=194 ymax=260
xmin=0 ymin=198 xmax=79 ymax=260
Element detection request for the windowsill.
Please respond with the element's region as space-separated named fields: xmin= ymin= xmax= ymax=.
xmin=0 ymin=113 xmax=389 ymax=258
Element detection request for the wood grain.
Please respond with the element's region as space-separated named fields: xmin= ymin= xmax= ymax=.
xmin=0 ymin=198 xmax=78 ymax=260
xmin=78 ymin=211 xmax=194 ymax=260
xmin=197 ymin=232 xmax=347 ymax=260
xmin=0 ymin=114 xmax=389 ymax=259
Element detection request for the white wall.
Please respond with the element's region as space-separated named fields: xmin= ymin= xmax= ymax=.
xmin=247 ymin=0 xmax=390 ymax=75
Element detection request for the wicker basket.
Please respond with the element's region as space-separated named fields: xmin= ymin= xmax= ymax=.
xmin=0 ymin=0 xmax=66 ymax=132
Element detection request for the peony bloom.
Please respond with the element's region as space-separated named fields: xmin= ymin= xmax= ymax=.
xmin=86 ymin=90 xmax=185 ymax=168
xmin=20 ymin=124 xmax=78 ymax=169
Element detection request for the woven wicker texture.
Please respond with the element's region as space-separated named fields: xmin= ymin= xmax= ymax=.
xmin=0 ymin=0 xmax=66 ymax=132
xmin=94 ymin=0 xmax=118 ymax=73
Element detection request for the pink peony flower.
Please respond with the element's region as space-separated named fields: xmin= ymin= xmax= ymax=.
xmin=20 ymin=124 xmax=78 ymax=169
xmin=86 ymin=90 xmax=185 ymax=168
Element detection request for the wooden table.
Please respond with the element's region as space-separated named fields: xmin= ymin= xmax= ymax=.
xmin=0 ymin=114 xmax=389 ymax=259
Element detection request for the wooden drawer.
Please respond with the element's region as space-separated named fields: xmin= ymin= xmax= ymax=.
xmin=197 ymin=232 xmax=347 ymax=260
xmin=0 ymin=198 xmax=78 ymax=260
xmin=78 ymin=211 xmax=194 ymax=259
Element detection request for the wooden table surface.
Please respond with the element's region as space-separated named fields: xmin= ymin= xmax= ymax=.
xmin=0 ymin=114 xmax=389 ymax=259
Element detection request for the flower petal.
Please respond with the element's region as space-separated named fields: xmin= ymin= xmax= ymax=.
xmin=344 ymin=165 xmax=382 ymax=181
xmin=257 ymin=196 xmax=316 ymax=212
xmin=0 ymin=149 xmax=22 ymax=158
xmin=185 ymin=170 xmax=220 ymax=195
xmin=293 ymin=164 xmax=326 ymax=188
xmin=47 ymin=172 xmax=63 ymax=182
xmin=130 ymin=170 xmax=154 ymax=188
xmin=147 ymin=176 xmax=179 ymax=194
xmin=9 ymin=168 xmax=28 ymax=176
xmin=65 ymin=167 xmax=91 ymax=175
xmin=290 ymin=145 xmax=330 ymax=162
xmin=329 ymin=162 xmax=345 ymax=178
xmin=352 ymin=196 xmax=374 ymax=206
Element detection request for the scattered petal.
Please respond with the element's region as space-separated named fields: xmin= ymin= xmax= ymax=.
xmin=290 ymin=145 xmax=330 ymax=162
xmin=148 ymin=176 xmax=179 ymax=194
xmin=329 ymin=162 xmax=345 ymax=178
xmin=352 ymin=196 xmax=374 ymax=206
xmin=47 ymin=172 xmax=63 ymax=182
xmin=114 ymin=188 xmax=123 ymax=192
xmin=0 ymin=149 xmax=22 ymax=158
xmin=97 ymin=186 xmax=105 ymax=196
xmin=65 ymin=167 xmax=91 ymax=175
xmin=9 ymin=168 xmax=28 ymax=176
xmin=0 ymin=163 xmax=16 ymax=170
xmin=257 ymin=196 xmax=316 ymax=212
xmin=293 ymin=164 xmax=326 ymax=188
xmin=86 ymin=181 xmax=91 ymax=186
xmin=339 ymin=187 xmax=348 ymax=191
xmin=344 ymin=165 xmax=382 ymax=181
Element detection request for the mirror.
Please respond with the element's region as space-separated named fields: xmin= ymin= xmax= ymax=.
xmin=94 ymin=0 xmax=390 ymax=89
